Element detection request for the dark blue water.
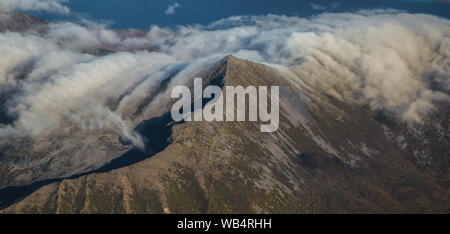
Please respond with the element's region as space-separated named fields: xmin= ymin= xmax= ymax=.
xmin=27 ymin=0 xmax=450 ymax=29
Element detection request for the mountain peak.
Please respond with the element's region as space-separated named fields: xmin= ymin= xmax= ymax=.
xmin=3 ymin=51 xmax=448 ymax=214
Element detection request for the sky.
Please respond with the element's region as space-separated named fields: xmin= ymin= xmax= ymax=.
xmin=12 ymin=0 xmax=450 ymax=29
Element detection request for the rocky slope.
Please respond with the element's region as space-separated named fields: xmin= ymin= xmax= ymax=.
xmin=2 ymin=56 xmax=448 ymax=214
xmin=0 ymin=13 xmax=132 ymax=191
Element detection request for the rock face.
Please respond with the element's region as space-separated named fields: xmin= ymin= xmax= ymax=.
xmin=2 ymin=56 xmax=448 ymax=214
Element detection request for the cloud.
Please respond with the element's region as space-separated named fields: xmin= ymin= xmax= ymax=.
xmin=310 ymin=2 xmax=341 ymax=11
xmin=0 ymin=10 xmax=449 ymax=150
xmin=0 ymin=0 xmax=70 ymax=14
xmin=142 ymin=12 xmax=449 ymax=124
xmin=165 ymin=2 xmax=180 ymax=15
xmin=310 ymin=3 xmax=326 ymax=10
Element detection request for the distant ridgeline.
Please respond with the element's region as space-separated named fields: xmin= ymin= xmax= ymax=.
xmin=0 ymin=11 xmax=46 ymax=32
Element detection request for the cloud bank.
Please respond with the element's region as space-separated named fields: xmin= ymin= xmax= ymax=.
xmin=0 ymin=10 xmax=449 ymax=148
xmin=0 ymin=0 xmax=70 ymax=14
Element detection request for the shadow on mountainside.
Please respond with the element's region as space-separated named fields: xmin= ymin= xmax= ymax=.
xmin=0 ymin=57 xmax=229 ymax=211
xmin=0 ymin=111 xmax=176 ymax=210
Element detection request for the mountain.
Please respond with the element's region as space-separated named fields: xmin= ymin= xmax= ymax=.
xmin=0 ymin=12 xmax=132 ymax=192
xmin=0 ymin=11 xmax=46 ymax=32
xmin=1 ymin=55 xmax=448 ymax=214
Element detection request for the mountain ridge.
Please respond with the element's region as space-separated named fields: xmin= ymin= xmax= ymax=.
xmin=0 ymin=11 xmax=46 ymax=32
xmin=2 ymin=55 xmax=448 ymax=213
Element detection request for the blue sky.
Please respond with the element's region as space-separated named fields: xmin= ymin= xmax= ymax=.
xmin=26 ymin=0 xmax=450 ymax=29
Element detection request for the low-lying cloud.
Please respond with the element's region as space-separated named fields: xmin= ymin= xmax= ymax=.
xmin=0 ymin=10 xmax=449 ymax=148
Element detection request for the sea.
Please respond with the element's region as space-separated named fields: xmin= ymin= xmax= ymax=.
xmin=24 ymin=0 xmax=450 ymax=29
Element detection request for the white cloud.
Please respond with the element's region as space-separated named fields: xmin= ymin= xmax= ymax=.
xmin=0 ymin=10 xmax=449 ymax=149
xmin=310 ymin=3 xmax=326 ymax=10
xmin=0 ymin=0 xmax=70 ymax=14
xmin=165 ymin=2 xmax=180 ymax=15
